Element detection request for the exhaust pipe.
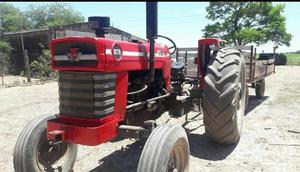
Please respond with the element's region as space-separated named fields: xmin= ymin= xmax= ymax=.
xmin=146 ymin=2 xmax=158 ymax=83
xmin=88 ymin=16 xmax=111 ymax=38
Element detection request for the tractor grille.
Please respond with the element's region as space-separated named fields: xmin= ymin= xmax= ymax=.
xmin=58 ymin=71 xmax=116 ymax=118
xmin=53 ymin=42 xmax=98 ymax=67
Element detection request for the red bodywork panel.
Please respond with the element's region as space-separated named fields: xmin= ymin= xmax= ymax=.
xmin=47 ymin=36 xmax=171 ymax=146
xmin=48 ymin=115 xmax=119 ymax=146
xmin=197 ymin=38 xmax=221 ymax=88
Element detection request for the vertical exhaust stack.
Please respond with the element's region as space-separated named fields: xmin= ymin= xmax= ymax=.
xmin=88 ymin=16 xmax=111 ymax=38
xmin=146 ymin=2 xmax=158 ymax=83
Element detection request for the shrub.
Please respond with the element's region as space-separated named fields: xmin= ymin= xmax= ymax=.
xmin=0 ymin=40 xmax=12 ymax=85
xmin=30 ymin=49 xmax=57 ymax=79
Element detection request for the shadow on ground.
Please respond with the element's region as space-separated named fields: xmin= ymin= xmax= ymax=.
xmin=89 ymin=133 xmax=238 ymax=171
xmin=89 ymin=139 xmax=145 ymax=172
xmin=245 ymin=95 xmax=269 ymax=115
xmin=188 ymin=133 xmax=238 ymax=160
xmin=89 ymin=95 xmax=266 ymax=171
xmin=89 ymin=129 xmax=237 ymax=171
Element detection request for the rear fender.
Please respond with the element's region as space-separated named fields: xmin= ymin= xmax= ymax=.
xmin=197 ymin=38 xmax=222 ymax=88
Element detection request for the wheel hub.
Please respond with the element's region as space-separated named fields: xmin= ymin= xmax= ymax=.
xmin=167 ymin=151 xmax=178 ymax=172
xmin=36 ymin=135 xmax=70 ymax=171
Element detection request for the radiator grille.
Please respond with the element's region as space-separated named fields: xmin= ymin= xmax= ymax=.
xmin=54 ymin=42 xmax=97 ymax=67
xmin=58 ymin=71 xmax=116 ymax=118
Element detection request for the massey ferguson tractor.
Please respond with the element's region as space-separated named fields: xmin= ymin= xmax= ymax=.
xmin=13 ymin=2 xmax=256 ymax=172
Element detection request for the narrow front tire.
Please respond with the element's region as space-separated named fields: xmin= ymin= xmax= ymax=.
xmin=137 ymin=124 xmax=190 ymax=172
xmin=13 ymin=115 xmax=78 ymax=172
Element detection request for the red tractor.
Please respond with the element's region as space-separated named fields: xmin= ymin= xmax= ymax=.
xmin=13 ymin=2 xmax=247 ymax=172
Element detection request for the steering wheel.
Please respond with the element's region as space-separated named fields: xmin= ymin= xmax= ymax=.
xmin=157 ymin=35 xmax=177 ymax=55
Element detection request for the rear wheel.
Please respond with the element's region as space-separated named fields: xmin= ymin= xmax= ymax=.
xmin=13 ymin=115 xmax=78 ymax=172
xmin=202 ymin=47 xmax=246 ymax=144
xmin=137 ymin=124 xmax=190 ymax=172
xmin=255 ymin=79 xmax=265 ymax=98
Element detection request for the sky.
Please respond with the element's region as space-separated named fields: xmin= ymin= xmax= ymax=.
xmin=10 ymin=1 xmax=300 ymax=53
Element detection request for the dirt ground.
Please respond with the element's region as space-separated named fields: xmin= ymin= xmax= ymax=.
xmin=1 ymin=66 xmax=300 ymax=172
xmin=0 ymin=75 xmax=40 ymax=89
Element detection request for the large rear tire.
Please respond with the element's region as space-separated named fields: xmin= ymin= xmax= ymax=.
xmin=13 ymin=115 xmax=78 ymax=172
xmin=137 ymin=124 xmax=190 ymax=172
xmin=202 ymin=47 xmax=246 ymax=144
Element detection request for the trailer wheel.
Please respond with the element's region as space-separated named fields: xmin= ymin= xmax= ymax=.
xmin=202 ymin=47 xmax=246 ymax=144
xmin=255 ymin=79 xmax=265 ymax=98
xmin=13 ymin=115 xmax=78 ymax=172
xmin=245 ymin=86 xmax=249 ymax=109
xmin=137 ymin=124 xmax=190 ymax=172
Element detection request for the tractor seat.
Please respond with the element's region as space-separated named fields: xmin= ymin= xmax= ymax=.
xmin=171 ymin=61 xmax=185 ymax=71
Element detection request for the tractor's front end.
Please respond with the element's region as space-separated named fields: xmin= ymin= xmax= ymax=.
xmin=47 ymin=27 xmax=172 ymax=145
xmin=48 ymin=36 xmax=126 ymax=146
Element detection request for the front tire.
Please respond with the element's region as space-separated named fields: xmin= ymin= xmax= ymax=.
xmin=137 ymin=124 xmax=190 ymax=172
xmin=202 ymin=47 xmax=246 ymax=144
xmin=13 ymin=115 xmax=78 ymax=172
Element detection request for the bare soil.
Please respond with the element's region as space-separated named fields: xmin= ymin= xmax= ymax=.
xmin=0 ymin=66 xmax=300 ymax=172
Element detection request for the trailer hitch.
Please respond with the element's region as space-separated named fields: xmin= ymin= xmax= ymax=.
xmin=118 ymin=120 xmax=157 ymax=139
xmin=48 ymin=129 xmax=65 ymax=146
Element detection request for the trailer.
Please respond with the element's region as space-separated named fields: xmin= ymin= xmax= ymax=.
xmin=13 ymin=2 xmax=274 ymax=172
xmin=177 ymin=45 xmax=275 ymax=106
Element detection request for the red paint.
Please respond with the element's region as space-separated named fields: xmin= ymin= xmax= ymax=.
xmin=47 ymin=36 xmax=171 ymax=146
xmin=67 ymin=48 xmax=80 ymax=60
xmin=197 ymin=38 xmax=221 ymax=88
xmin=47 ymin=116 xmax=118 ymax=146
xmin=50 ymin=37 xmax=171 ymax=89
xmin=114 ymin=72 xmax=128 ymax=121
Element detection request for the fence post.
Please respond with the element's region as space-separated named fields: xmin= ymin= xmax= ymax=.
xmin=24 ymin=50 xmax=31 ymax=82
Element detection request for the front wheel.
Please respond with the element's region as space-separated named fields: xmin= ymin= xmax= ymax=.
xmin=137 ymin=124 xmax=190 ymax=172
xmin=13 ymin=115 xmax=78 ymax=172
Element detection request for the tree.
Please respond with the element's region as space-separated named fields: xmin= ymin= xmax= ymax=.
xmin=0 ymin=3 xmax=84 ymax=31
xmin=29 ymin=43 xmax=57 ymax=79
xmin=0 ymin=40 xmax=12 ymax=85
xmin=26 ymin=3 xmax=84 ymax=29
xmin=0 ymin=3 xmax=30 ymax=32
xmin=202 ymin=2 xmax=292 ymax=46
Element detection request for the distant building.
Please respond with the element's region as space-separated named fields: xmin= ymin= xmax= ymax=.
xmin=3 ymin=22 xmax=146 ymax=74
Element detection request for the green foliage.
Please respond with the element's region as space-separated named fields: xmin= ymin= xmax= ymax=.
xmin=0 ymin=40 xmax=12 ymax=68
xmin=0 ymin=39 xmax=12 ymax=84
xmin=285 ymin=54 xmax=300 ymax=65
xmin=0 ymin=3 xmax=30 ymax=32
xmin=0 ymin=3 xmax=84 ymax=32
xmin=203 ymin=2 xmax=292 ymax=46
xmin=30 ymin=49 xmax=57 ymax=79
xmin=0 ymin=39 xmax=12 ymax=53
xmin=286 ymin=50 xmax=300 ymax=54
xmin=25 ymin=3 xmax=84 ymax=29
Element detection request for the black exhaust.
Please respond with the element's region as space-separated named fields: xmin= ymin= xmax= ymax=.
xmin=88 ymin=16 xmax=111 ymax=38
xmin=146 ymin=2 xmax=158 ymax=83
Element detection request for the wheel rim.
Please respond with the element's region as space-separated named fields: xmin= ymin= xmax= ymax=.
xmin=166 ymin=138 xmax=189 ymax=172
xmin=236 ymin=61 xmax=246 ymax=133
xmin=167 ymin=151 xmax=177 ymax=172
xmin=35 ymin=132 xmax=71 ymax=171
